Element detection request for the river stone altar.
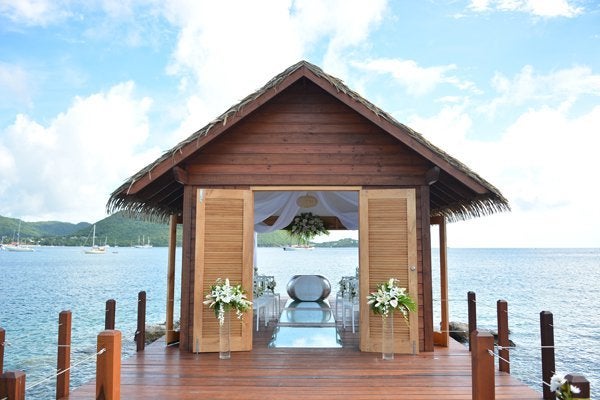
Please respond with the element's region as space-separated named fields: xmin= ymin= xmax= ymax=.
xmin=286 ymin=275 xmax=331 ymax=302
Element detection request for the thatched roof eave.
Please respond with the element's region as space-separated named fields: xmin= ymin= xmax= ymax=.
xmin=107 ymin=60 xmax=510 ymax=222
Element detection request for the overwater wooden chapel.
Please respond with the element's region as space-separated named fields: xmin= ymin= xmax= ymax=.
xmin=107 ymin=60 xmax=509 ymax=356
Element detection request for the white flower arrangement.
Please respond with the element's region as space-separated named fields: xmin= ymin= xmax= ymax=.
xmin=289 ymin=212 xmax=329 ymax=244
xmin=366 ymin=278 xmax=416 ymax=320
xmin=203 ymin=278 xmax=253 ymax=326
xmin=339 ymin=277 xmax=358 ymax=299
xmin=550 ymin=373 xmax=581 ymax=400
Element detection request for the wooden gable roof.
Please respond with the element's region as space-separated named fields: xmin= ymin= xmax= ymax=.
xmin=107 ymin=60 xmax=509 ymax=222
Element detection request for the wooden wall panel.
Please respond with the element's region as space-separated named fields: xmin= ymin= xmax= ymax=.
xmin=359 ymin=189 xmax=418 ymax=354
xmin=186 ymin=80 xmax=431 ymax=188
xmin=193 ymin=189 xmax=253 ymax=353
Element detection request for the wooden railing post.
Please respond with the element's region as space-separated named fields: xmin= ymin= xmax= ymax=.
xmin=56 ymin=310 xmax=72 ymax=399
xmin=540 ymin=311 xmax=556 ymax=400
xmin=471 ymin=330 xmax=495 ymax=400
xmin=565 ymin=374 xmax=590 ymax=399
xmin=0 ymin=371 xmax=26 ymax=400
xmin=496 ymin=300 xmax=510 ymax=373
xmin=105 ymin=299 xmax=116 ymax=330
xmin=468 ymin=291 xmax=477 ymax=351
xmin=96 ymin=330 xmax=121 ymax=400
xmin=135 ymin=291 xmax=146 ymax=352
xmin=0 ymin=327 xmax=5 ymax=373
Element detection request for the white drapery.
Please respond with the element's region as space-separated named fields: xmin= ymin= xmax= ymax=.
xmin=253 ymin=191 xmax=359 ymax=233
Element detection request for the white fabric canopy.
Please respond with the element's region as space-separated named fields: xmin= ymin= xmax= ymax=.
xmin=253 ymin=191 xmax=359 ymax=233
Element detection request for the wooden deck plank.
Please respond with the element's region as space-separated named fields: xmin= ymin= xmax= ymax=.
xmin=67 ymin=311 xmax=541 ymax=399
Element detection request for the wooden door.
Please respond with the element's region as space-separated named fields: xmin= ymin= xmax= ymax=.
xmin=193 ymin=189 xmax=254 ymax=352
xmin=359 ymin=189 xmax=419 ymax=353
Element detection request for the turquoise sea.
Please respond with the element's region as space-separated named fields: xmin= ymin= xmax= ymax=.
xmin=1 ymin=247 xmax=598 ymax=399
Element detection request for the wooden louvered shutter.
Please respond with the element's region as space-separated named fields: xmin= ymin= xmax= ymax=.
xmin=193 ymin=189 xmax=254 ymax=352
xmin=359 ymin=189 xmax=419 ymax=354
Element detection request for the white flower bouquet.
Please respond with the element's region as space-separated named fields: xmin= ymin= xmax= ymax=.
xmin=366 ymin=278 xmax=416 ymax=320
xmin=289 ymin=212 xmax=329 ymax=244
xmin=551 ymin=373 xmax=581 ymax=400
xmin=204 ymin=278 xmax=253 ymax=325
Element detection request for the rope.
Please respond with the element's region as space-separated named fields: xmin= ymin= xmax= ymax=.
xmin=488 ymin=349 xmax=510 ymax=364
xmin=541 ymin=379 xmax=552 ymax=388
xmin=432 ymin=298 xmax=468 ymax=302
xmin=0 ymin=327 xmax=59 ymax=346
xmin=495 ymin=345 xmax=517 ymax=350
xmin=462 ymin=298 xmax=597 ymax=342
xmin=24 ymin=348 xmax=106 ymax=392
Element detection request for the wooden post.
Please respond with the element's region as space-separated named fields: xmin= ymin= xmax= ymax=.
xmin=0 ymin=327 xmax=5 ymax=373
xmin=540 ymin=311 xmax=556 ymax=400
xmin=96 ymin=330 xmax=121 ymax=400
xmin=565 ymin=374 xmax=590 ymax=399
xmin=496 ymin=300 xmax=510 ymax=373
xmin=166 ymin=214 xmax=177 ymax=345
xmin=135 ymin=291 xmax=146 ymax=351
xmin=105 ymin=299 xmax=116 ymax=330
xmin=56 ymin=310 xmax=72 ymax=399
xmin=471 ymin=330 xmax=495 ymax=400
xmin=0 ymin=371 xmax=26 ymax=400
xmin=438 ymin=217 xmax=449 ymax=347
xmin=468 ymin=291 xmax=477 ymax=351
xmin=430 ymin=216 xmax=449 ymax=348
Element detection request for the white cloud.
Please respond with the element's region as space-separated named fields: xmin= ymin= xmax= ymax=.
xmin=468 ymin=0 xmax=583 ymax=17
xmin=162 ymin=0 xmax=304 ymax=114
xmin=161 ymin=0 xmax=387 ymax=125
xmin=482 ymin=65 xmax=600 ymax=115
xmin=0 ymin=82 xmax=160 ymax=222
xmin=291 ymin=0 xmax=387 ymax=76
xmin=354 ymin=58 xmax=476 ymax=96
xmin=408 ymin=101 xmax=600 ymax=247
xmin=0 ymin=0 xmax=73 ymax=26
xmin=408 ymin=105 xmax=473 ymax=154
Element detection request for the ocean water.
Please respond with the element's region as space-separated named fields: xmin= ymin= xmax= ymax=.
xmin=431 ymin=248 xmax=600 ymax=397
xmin=0 ymin=246 xmax=183 ymax=399
xmin=1 ymin=246 xmax=598 ymax=399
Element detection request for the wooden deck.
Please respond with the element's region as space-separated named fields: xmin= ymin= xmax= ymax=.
xmin=68 ymin=313 xmax=542 ymax=400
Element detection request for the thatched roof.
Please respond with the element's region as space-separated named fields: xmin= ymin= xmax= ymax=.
xmin=107 ymin=60 xmax=509 ymax=222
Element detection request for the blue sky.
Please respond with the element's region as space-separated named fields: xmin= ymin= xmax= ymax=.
xmin=1 ymin=0 xmax=599 ymax=247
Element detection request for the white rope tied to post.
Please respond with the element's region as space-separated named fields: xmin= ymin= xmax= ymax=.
xmin=24 ymin=348 xmax=106 ymax=392
xmin=541 ymin=379 xmax=552 ymax=388
xmin=495 ymin=345 xmax=517 ymax=351
xmin=487 ymin=349 xmax=510 ymax=365
xmin=1 ymin=328 xmax=58 ymax=346
xmin=432 ymin=298 xmax=468 ymax=302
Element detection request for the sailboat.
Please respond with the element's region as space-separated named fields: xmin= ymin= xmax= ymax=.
xmin=134 ymin=235 xmax=153 ymax=249
xmin=4 ymin=221 xmax=35 ymax=252
xmin=84 ymin=224 xmax=106 ymax=254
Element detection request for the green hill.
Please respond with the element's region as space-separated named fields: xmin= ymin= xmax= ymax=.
xmin=0 ymin=213 xmax=357 ymax=248
xmin=256 ymin=230 xmax=294 ymax=247
xmin=314 ymin=238 xmax=358 ymax=248
xmin=0 ymin=213 xmax=179 ymax=247
xmin=0 ymin=215 xmax=91 ymax=245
